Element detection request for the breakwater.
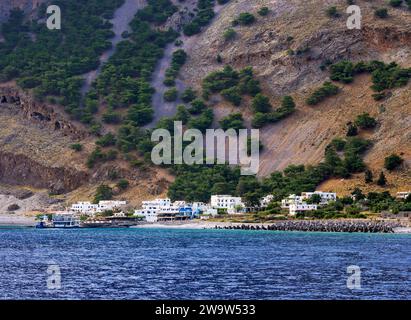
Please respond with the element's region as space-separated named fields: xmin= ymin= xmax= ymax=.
xmin=214 ymin=220 xmax=404 ymax=233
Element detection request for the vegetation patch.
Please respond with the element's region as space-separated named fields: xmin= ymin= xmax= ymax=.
xmin=329 ymin=60 xmax=411 ymax=100
xmin=306 ymin=82 xmax=339 ymax=105
xmin=183 ymin=0 xmax=217 ymax=36
xmin=0 ymin=0 xmax=124 ymax=110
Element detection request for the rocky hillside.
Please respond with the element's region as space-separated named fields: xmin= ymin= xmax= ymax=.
xmin=0 ymin=0 xmax=409 ymax=212
xmin=0 ymin=82 xmax=172 ymax=208
xmin=180 ymin=0 xmax=411 ymax=193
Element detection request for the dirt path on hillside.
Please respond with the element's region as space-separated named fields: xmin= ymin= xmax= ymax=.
xmin=148 ymin=2 xmax=227 ymax=127
xmin=81 ymin=0 xmax=147 ymax=97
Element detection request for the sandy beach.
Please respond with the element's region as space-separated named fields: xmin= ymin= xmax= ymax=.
xmin=0 ymin=214 xmax=35 ymax=226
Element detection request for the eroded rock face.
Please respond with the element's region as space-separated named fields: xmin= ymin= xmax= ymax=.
xmin=0 ymin=86 xmax=86 ymax=139
xmin=0 ymin=152 xmax=87 ymax=194
xmin=0 ymin=86 xmax=89 ymax=194
xmin=163 ymin=0 xmax=198 ymax=32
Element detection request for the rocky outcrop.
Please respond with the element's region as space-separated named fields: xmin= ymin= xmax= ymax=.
xmin=0 ymin=85 xmax=89 ymax=193
xmin=0 ymin=151 xmax=87 ymax=194
xmin=163 ymin=0 xmax=197 ymax=32
xmin=0 ymin=86 xmax=87 ymax=139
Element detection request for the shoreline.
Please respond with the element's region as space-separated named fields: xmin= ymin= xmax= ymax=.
xmin=132 ymin=220 xmax=411 ymax=234
xmin=1 ymin=215 xmax=409 ymax=234
xmin=0 ymin=214 xmax=35 ymax=227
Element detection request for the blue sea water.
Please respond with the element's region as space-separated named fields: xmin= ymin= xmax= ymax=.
xmin=0 ymin=227 xmax=409 ymax=300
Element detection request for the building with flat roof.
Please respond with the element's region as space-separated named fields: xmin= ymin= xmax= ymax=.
xmin=210 ymin=195 xmax=244 ymax=211
xmin=396 ymin=191 xmax=410 ymax=200
xmin=289 ymin=204 xmax=318 ymax=216
xmin=301 ymin=191 xmax=337 ymax=204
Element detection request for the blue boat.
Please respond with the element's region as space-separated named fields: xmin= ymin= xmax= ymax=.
xmin=35 ymin=221 xmax=46 ymax=229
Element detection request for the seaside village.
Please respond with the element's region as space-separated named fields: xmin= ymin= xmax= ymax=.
xmin=37 ymin=190 xmax=411 ymax=228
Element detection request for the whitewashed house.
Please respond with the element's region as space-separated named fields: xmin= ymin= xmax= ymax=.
xmin=134 ymin=198 xmax=169 ymax=222
xmin=260 ymin=195 xmax=275 ymax=207
xmin=281 ymin=195 xmax=304 ymax=209
xmin=134 ymin=208 xmax=158 ymax=222
xmin=210 ymin=195 xmax=244 ymax=214
xmin=98 ymin=200 xmax=127 ymax=211
xmin=141 ymin=198 xmax=171 ymax=209
xmin=134 ymin=198 xmax=189 ymax=222
xmin=289 ymin=203 xmax=318 ymax=216
xmin=70 ymin=200 xmax=127 ymax=215
xmin=173 ymin=200 xmax=187 ymax=207
xmin=192 ymin=202 xmax=208 ymax=212
xmin=396 ymin=191 xmax=410 ymax=200
xmin=70 ymin=202 xmax=99 ymax=214
xmin=301 ymin=191 xmax=337 ymax=204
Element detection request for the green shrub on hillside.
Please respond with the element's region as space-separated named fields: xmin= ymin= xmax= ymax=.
xmin=389 ymin=0 xmax=403 ymax=7
xmin=375 ymin=8 xmax=389 ymax=18
xmin=384 ymin=154 xmax=404 ymax=170
xmin=183 ymin=0 xmax=216 ymax=36
xmin=232 ymin=12 xmax=256 ymax=26
xmin=306 ymin=82 xmax=339 ymax=105
xmin=136 ymin=0 xmax=178 ymax=24
xmin=188 ymin=99 xmax=207 ymax=115
xmin=355 ymin=113 xmax=377 ymax=129
xmin=164 ymin=88 xmax=178 ymax=102
xmin=251 ymin=94 xmax=272 ymax=113
xmin=219 ymin=113 xmax=245 ymax=130
xmin=258 ymin=7 xmax=270 ymax=16
xmin=181 ymin=87 xmax=197 ymax=103
xmin=117 ymin=179 xmax=129 ymax=190
xmin=326 ymin=6 xmax=340 ymax=17
xmin=223 ymin=28 xmax=236 ymax=40
xmin=187 ymin=109 xmax=214 ymax=132
xmin=96 ymin=133 xmax=117 ymax=147
xmin=93 ymin=185 xmax=113 ymax=203
xmin=70 ymin=143 xmax=83 ymax=152
xmin=221 ymin=86 xmax=242 ymax=106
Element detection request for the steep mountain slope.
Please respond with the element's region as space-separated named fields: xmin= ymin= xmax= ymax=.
xmin=180 ymin=0 xmax=411 ymax=192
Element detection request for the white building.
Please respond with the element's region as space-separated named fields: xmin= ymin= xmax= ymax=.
xmin=98 ymin=200 xmax=127 ymax=211
xmin=192 ymin=202 xmax=208 ymax=212
xmin=260 ymin=195 xmax=274 ymax=207
xmin=134 ymin=208 xmax=159 ymax=222
xmin=301 ymin=191 xmax=337 ymax=204
xmin=281 ymin=195 xmax=304 ymax=209
xmin=134 ymin=198 xmax=186 ymax=222
xmin=70 ymin=202 xmax=99 ymax=214
xmin=396 ymin=191 xmax=410 ymax=200
xmin=289 ymin=203 xmax=318 ymax=216
xmin=141 ymin=198 xmax=171 ymax=209
xmin=70 ymin=200 xmax=127 ymax=215
xmin=210 ymin=195 xmax=244 ymax=213
xmin=173 ymin=201 xmax=187 ymax=207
